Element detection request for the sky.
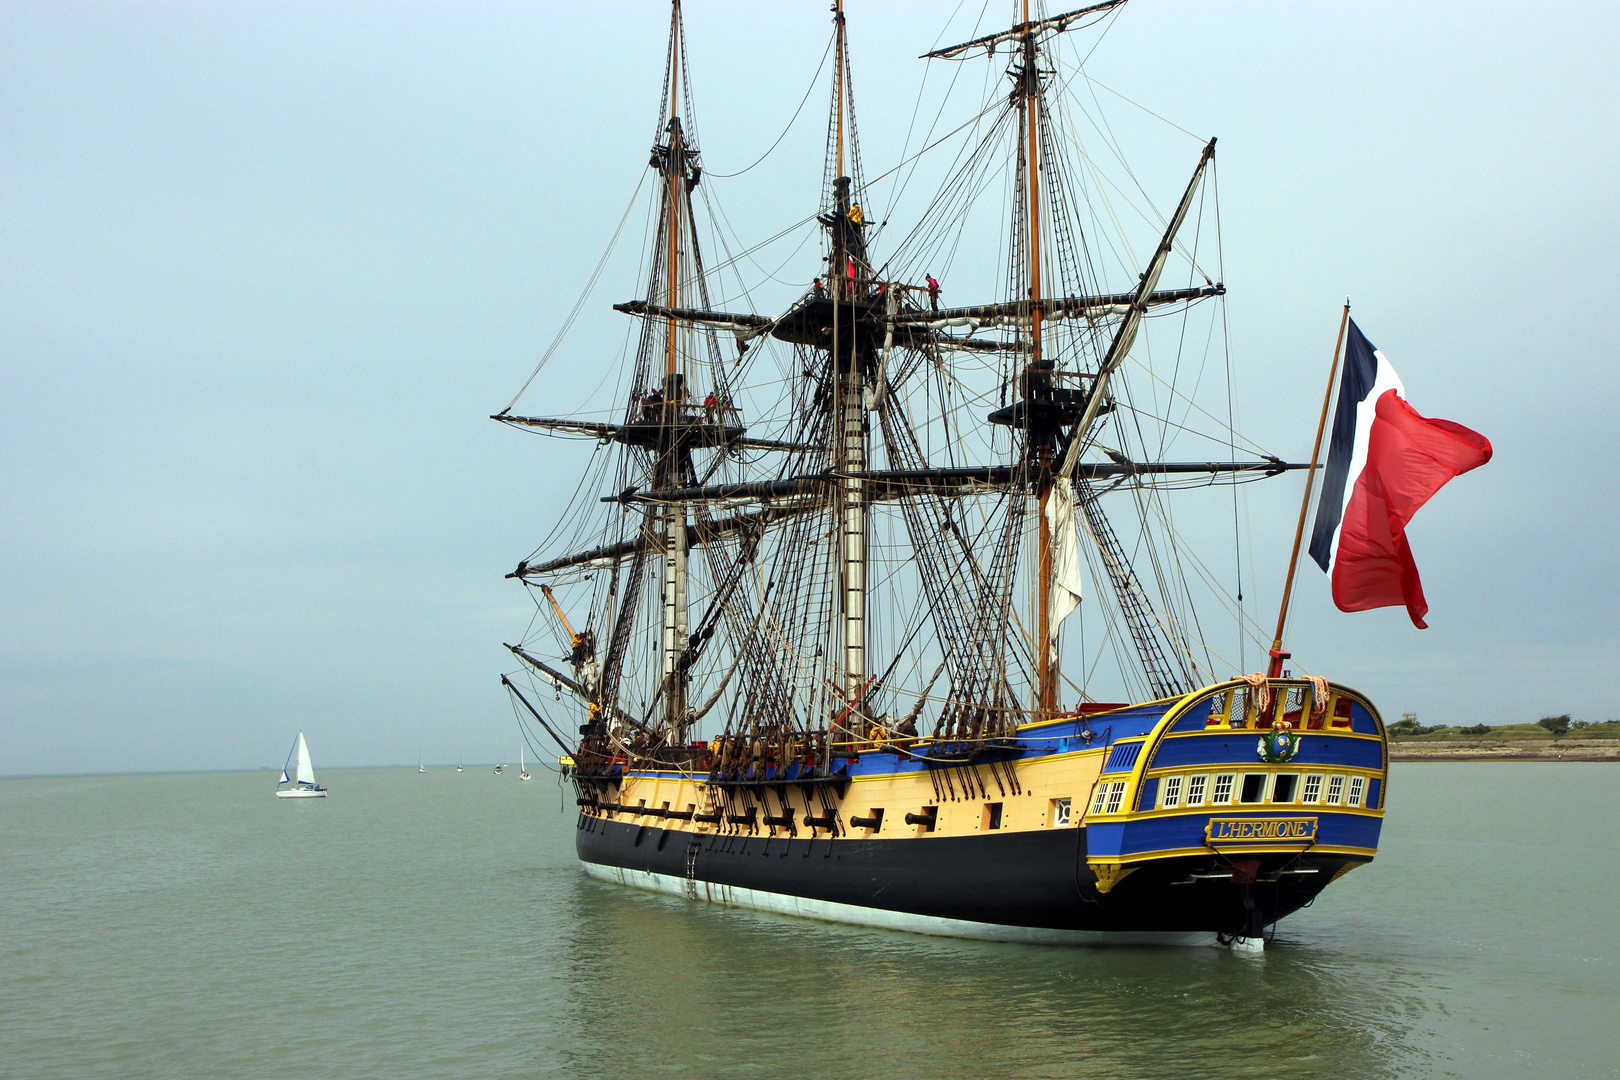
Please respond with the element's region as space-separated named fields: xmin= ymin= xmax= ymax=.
xmin=3 ymin=1 xmax=1617 ymax=777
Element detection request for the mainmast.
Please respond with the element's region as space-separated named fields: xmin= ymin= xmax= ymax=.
xmin=504 ymin=0 xmax=1310 ymax=765
xmin=829 ymin=0 xmax=868 ymax=715
xmin=658 ymin=0 xmax=691 ymax=737
xmin=834 ymin=1 xmax=845 ymax=179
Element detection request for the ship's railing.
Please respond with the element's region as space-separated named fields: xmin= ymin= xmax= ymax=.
xmin=1198 ymin=677 xmax=1348 ymax=733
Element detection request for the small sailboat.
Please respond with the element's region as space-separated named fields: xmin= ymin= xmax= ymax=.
xmin=494 ymin=759 xmax=504 ymax=775
xmin=275 ymin=731 xmax=328 ymax=799
xmin=418 ymin=752 xmax=426 ymax=774
xmin=520 ymin=744 xmax=531 ymax=781
xmin=457 ymin=754 xmax=464 ymax=774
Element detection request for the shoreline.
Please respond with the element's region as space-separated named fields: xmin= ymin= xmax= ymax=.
xmin=1390 ymin=739 xmax=1620 ymax=762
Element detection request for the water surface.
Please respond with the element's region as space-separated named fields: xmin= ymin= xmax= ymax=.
xmin=2 ymin=763 xmax=1614 ymax=1078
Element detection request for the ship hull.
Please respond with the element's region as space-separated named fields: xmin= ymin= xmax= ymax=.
xmin=567 ymin=678 xmax=1386 ymax=946
xmin=576 ymin=812 xmax=1359 ymax=942
xmin=581 ymin=861 xmax=1220 ymax=946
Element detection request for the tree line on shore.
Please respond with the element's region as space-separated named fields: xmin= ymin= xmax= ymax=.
xmin=1386 ymin=714 xmax=1615 ymax=738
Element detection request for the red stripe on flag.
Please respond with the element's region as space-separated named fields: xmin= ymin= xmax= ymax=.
xmin=1330 ymin=389 xmax=1492 ymax=628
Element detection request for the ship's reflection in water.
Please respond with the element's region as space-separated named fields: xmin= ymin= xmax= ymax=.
xmin=549 ymin=764 xmax=1620 ymax=1079
xmin=554 ymin=872 xmax=1419 ymax=1079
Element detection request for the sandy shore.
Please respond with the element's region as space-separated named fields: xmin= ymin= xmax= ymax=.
xmin=1389 ymin=739 xmax=1620 ymax=762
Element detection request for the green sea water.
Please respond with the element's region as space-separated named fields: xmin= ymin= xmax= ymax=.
xmin=2 ymin=762 xmax=1615 ymax=1079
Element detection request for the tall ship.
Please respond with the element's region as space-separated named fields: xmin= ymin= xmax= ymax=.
xmin=497 ymin=1 xmax=1395 ymax=949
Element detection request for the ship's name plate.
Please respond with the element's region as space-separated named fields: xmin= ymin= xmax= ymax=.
xmin=1205 ymin=817 xmax=1317 ymax=844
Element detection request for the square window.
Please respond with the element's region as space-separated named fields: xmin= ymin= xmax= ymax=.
xmin=1240 ymin=774 xmax=1267 ymax=803
xmin=1186 ymin=775 xmax=1207 ymax=806
xmin=1272 ymin=774 xmax=1298 ymax=803
xmin=1326 ymin=775 xmax=1345 ymax=805
xmin=1161 ymin=776 xmax=1183 ymax=809
xmin=1348 ymin=776 xmax=1365 ymax=808
xmin=1302 ymin=774 xmax=1323 ymax=804
xmin=1105 ymin=781 xmax=1127 ymax=815
xmin=1211 ymin=773 xmax=1235 ymax=805
xmin=1052 ymin=798 xmax=1071 ymax=827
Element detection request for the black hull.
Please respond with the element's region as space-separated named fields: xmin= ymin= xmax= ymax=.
xmin=577 ymin=814 xmax=1358 ymax=937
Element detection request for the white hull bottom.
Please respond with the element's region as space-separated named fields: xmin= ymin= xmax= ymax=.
xmin=582 ymin=862 xmax=1260 ymax=950
xmin=275 ymin=788 xmax=327 ymax=798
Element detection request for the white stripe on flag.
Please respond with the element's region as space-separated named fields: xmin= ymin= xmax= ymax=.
xmin=1327 ymin=349 xmax=1406 ymax=572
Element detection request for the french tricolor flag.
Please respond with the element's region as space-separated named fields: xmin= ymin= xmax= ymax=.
xmin=1308 ymin=321 xmax=1491 ymax=628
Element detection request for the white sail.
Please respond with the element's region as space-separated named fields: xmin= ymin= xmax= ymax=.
xmin=278 ymin=768 xmax=290 ymax=784
xmin=1045 ymin=477 xmax=1085 ymax=640
xmin=294 ymin=732 xmax=316 ymax=786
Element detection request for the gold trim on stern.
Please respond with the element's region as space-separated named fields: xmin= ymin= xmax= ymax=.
xmin=1088 ymin=862 xmax=1137 ymax=894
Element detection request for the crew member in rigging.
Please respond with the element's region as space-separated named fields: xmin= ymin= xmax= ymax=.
xmin=926 ymin=273 xmax=941 ymax=311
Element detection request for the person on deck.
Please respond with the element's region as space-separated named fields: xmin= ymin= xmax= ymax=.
xmin=703 ymin=390 xmax=717 ymax=419
xmin=894 ymin=714 xmax=918 ymax=750
xmin=812 ymin=277 xmax=826 ymax=298
xmin=926 ymin=274 xmax=941 ymax=312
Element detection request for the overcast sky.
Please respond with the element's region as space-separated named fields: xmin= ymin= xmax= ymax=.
xmin=3 ymin=1 xmax=1616 ymax=777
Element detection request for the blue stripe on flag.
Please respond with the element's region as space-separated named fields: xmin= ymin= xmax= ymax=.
xmin=1308 ymin=319 xmax=1379 ymax=571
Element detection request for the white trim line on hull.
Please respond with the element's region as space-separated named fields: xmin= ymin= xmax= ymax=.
xmin=581 ymin=862 xmax=1262 ymax=950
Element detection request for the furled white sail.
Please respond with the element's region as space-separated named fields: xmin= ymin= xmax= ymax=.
xmin=1045 ymin=478 xmax=1084 ymax=640
xmin=294 ymin=732 xmax=316 ymax=786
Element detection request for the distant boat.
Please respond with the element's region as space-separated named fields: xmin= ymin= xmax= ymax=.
xmin=457 ymin=754 xmax=464 ymax=774
xmin=520 ymin=745 xmax=531 ymax=781
xmin=275 ymin=732 xmax=328 ymax=799
xmin=494 ymin=761 xmax=504 ymax=775
xmin=418 ymin=752 xmax=426 ymax=774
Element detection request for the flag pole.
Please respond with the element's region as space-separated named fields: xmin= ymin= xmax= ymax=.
xmin=1267 ymin=301 xmax=1351 ymax=678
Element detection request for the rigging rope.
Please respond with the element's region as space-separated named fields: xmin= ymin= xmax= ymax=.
xmin=501 ymin=171 xmax=648 ymax=413
xmin=706 ymin=33 xmax=835 ymax=179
